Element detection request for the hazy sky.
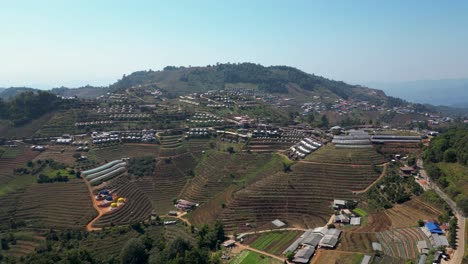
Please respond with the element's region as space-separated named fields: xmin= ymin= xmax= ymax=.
xmin=1 ymin=0 xmax=468 ymax=89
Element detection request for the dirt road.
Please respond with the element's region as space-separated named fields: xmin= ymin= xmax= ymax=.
xmin=234 ymin=242 xmax=286 ymax=262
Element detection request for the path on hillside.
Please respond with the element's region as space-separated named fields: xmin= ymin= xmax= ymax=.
xmin=84 ymin=179 xmax=104 ymax=231
xmin=234 ymin=242 xmax=286 ymax=262
xmin=160 ymin=212 xmax=192 ymax=226
xmin=418 ymin=159 xmax=466 ymax=264
xmin=353 ymin=163 xmax=388 ymax=194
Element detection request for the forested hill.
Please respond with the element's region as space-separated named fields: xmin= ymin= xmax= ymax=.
xmin=109 ymin=63 xmax=386 ymax=101
xmin=423 ymin=125 xmax=468 ymax=215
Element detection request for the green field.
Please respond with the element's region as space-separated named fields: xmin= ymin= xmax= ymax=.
xmin=230 ymin=250 xmax=282 ymax=264
xmin=353 ymin=208 xmax=368 ymax=217
xmin=249 ymin=231 xmax=300 ymax=255
xmin=0 ymin=148 xmax=21 ymax=158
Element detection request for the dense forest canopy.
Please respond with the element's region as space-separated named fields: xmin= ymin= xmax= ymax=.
xmin=424 ymin=125 xmax=468 ymax=165
xmin=0 ymin=91 xmax=74 ymax=126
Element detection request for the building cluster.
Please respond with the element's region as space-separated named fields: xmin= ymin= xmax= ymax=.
xmin=283 ymin=227 xmax=342 ymax=263
xmin=175 ymin=199 xmax=199 ymax=211
xmin=187 ymin=113 xmax=224 ymax=125
xmin=94 ymin=105 xmax=135 ymax=114
xmin=186 ymin=128 xmax=213 ymax=138
xmin=91 ymin=130 xmax=157 ymax=144
xmin=75 ymin=120 xmax=114 ymax=127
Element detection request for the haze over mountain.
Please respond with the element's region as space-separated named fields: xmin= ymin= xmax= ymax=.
xmin=364 ymin=78 xmax=468 ymax=107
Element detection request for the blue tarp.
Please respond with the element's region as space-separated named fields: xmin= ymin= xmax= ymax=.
xmin=105 ymin=196 xmax=113 ymax=201
xmin=426 ymin=222 xmax=444 ymax=234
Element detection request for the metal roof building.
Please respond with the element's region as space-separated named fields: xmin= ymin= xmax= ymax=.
xmin=292 ymin=246 xmax=315 ymax=264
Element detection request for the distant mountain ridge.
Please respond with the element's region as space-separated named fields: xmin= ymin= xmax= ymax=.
xmin=365 ymin=78 xmax=468 ymax=107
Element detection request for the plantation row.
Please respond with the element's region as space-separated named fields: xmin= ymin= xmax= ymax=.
xmin=134 ymin=158 xmax=192 ymax=214
xmin=0 ymin=146 xmax=38 ymax=186
xmin=376 ymin=227 xmax=430 ymax=260
xmin=94 ymin=144 xmax=160 ymax=163
xmin=14 ymin=180 xmax=97 ymax=229
xmin=93 ymin=179 xmax=153 ymax=227
xmin=219 ymin=162 xmax=380 ymax=232
xmin=306 ymin=145 xmax=387 ymax=165
xmin=179 ymin=152 xmax=274 ymax=204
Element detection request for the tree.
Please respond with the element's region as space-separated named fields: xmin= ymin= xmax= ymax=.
xmin=417 ymin=219 xmax=425 ymax=227
xmin=226 ymin=146 xmax=235 ymax=154
xmin=320 ymin=115 xmax=329 ymax=128
xmin=285 ymin=251 xmax=295 ymax=262
xmin=444 ymin=149 xmax=457 ymax=163
xmin=120 ymin=238 xmax=148 ymax=264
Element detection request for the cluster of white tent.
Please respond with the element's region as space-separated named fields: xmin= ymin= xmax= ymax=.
xmin=82 ymin=160 xmax=127 ymax=186
xmin=291 ymin=138 xmax=322 ymax=158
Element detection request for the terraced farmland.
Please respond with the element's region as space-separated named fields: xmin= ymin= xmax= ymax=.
xmin=134 ymin=159 xmax=191 ymax=214
xmin=245 ymin=138 xmax=294 ymax=153
xmin=306 ymin=144 xmax=386 ymax=165
xmin=180 ymin=152 xmax=277 ymax=205
xmin=80 ymin=228 xmax=142 ymax=259
xmin=93 ymin=143 xmax=159 ymax=163
xmin=337 ymin=232 xmax=376 ymax=253
xmin=93 ymin=177 xmax=153 ymax=228
xmin=159 ymin=134 xmax=183 ymax=148
xmin=14 ymin=180 xmax=97 ymax=229
xmin=376 ymin=227 xmax=431 ymax=260
xmin=0 ymin=146 xmax=38 ymax=186
xmin=220 ymin=162 xmax=380 ymax=232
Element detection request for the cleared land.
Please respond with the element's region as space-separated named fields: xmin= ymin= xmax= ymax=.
xmin=337 ymin=232 xmax=376 ymax=253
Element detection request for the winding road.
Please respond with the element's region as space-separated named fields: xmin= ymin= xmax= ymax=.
xmin=418 ymin=159 xmax=465 ymax=264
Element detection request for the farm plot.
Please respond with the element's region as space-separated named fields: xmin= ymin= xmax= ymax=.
xmin=159 ymin=134 xmax=183 ymax=148
xmin=0 ymin=240 xmax=40 ymax=259
xmin=384 ymin=198 xmax=441 ymax=229
xmin=80 ymin=228 xmax=142 ymax=260
xmin=337 ymin=232 xmax=376 ymax=253
xmin=306 ymin=144 xmax=386 ymax=165
xmin=134 ymin=159 xmax=191 ymax=214
xmin=220 ymin=162 xmax=380 ymax=233
xmin=93 ymin=144 xmax=159 ymax=163
xmin=376 ymin=227 xmax=431 ymax=260
xmin=185 ymin=138 xmax=212 ymax=155
xmin=92 ymin=178 xmax=153 ymax=228
xmin=34 ymin=109 xmax=80 ymax=137
xmin=244 ymin=231 xmax=302 ymax=256
xmin=230 ymin=250 xmax=282 ymax=264
xmin=245 ymin=138 xmax=293 ymax=153
xmin=180 ymin=152 xmax=278 ymax=205
xmin=313 ymin=251 xmax=364 ymax=264
xmin=14 ymin=180 xmax=97 ymax=229
xmin=0 ymin=146 xmax=39 ymax=187
xmin=164 ymin=223 xmax=197 ymax=244
xmin=33 ymin=145 xmax=79 ymax=165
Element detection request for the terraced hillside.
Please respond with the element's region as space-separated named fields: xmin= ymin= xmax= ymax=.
xmin=93 ymin=143 xmax=159 ymax=163
xmin=180 ymin=151 xmax=278 ymax=204
xmin=134 ymin=158 xmax=191 ymax=214
xmin=376 ymin=227 xmax=431 ymax=260
xmin=220 ymin=161 xmax=381 ymax=232
xmin=306 ymin=144 xmax=387 ymax=165
xmin=0 ymin=146 xmax=38 ymax=186
xmin=245 ymin=138 xmax=294 ymax=153
xmin=14 ymin=180 xmax=97 ymax=229
xmin=93 ymin=176 xmax=153 ymax=228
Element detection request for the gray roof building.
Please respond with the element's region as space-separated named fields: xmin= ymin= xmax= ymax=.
xmin=293 ymin=246 xmax=315 ymax=264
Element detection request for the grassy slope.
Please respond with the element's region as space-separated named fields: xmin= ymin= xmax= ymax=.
xmin=436 ymin=162 xmax=468 ymax=197
xmin=0 ymin=112 xmax=54 ymax=138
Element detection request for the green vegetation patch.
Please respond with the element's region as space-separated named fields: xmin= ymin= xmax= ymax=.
xmin=0 ymin=148 xmax=21 ymax=158
xmin=127 ymin=156 xmax=156 ymax=177
xmin=353 ymin=208 xmax=368 ymax=217
xmin=230 ymin=250 xmax=281 ymax=264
